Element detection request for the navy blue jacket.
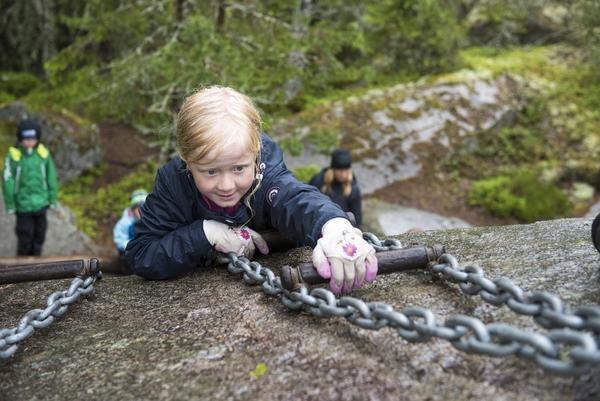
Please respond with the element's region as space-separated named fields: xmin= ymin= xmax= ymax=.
xmin=125 ymin=133 xmax=347 ymax=280
xmin=309 ymin=168 xmax=362 ymax=228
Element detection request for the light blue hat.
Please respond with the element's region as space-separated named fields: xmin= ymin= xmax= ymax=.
xmin=130 ymin=189 xmax=148 ymax=207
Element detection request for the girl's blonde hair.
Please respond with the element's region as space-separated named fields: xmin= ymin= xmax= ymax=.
xmin=176 ymin=86 xmax=262 ymax=164
xmin=322 ymin=168 xmax=353 ymax=197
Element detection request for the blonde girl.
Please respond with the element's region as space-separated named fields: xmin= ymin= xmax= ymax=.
xmin=126 ymin=86 xmax=377 ymax=294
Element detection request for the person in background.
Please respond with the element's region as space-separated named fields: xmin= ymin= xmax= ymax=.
xmin=126 ymin=86 xmax=378 ymax=294
xmin=113 ymin=189 xmax=148 ymax=263
xmin=2 ymin=118 xmax=58 ymax=256
xmin=309 ymin=148 xmax=362 ymax=228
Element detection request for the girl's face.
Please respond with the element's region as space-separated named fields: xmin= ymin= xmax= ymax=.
xmin=188 ymin=141 xmax=256 ymax=207
xmin=21 ymin=138 xmax=38 ymax=149
xmin=333 ymin=168 xmax=352 ymax=184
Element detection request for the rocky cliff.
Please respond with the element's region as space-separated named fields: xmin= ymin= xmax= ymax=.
xmin=0 ymin=191 xmax=98 ymax=257
xmin=1 ymin=218 xmax=599 ymax=400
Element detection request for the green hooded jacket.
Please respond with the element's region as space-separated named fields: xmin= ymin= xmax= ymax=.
xmin=2 ymin=143 xmax=58 ymax=213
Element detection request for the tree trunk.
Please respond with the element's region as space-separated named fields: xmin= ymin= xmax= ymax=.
xmin=175 ymin=0 xmax=185 ymax=23
xmin=0 ymin=0 xmax=57 ymax=74
xmin=216 ymin=0 xmax=227 ymax=33
xmin=283 ymin=0 xmax=312 ymax=104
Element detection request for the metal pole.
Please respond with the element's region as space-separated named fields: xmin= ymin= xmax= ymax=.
xmin=0 ymin=258 xmax=100 ymax=285
xmin=280 ymin=245 xmax=445 ymax=290
xmin=0 ymin=255 xmax=124 ymax=274
xmin=0 ymin=212 xmax=358 ymax=283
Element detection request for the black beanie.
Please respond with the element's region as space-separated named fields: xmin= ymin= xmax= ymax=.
xmin=330 ymin=149 xmax=352 ymax=169
xmin=16 ymin=119 xmax=41 ymax=141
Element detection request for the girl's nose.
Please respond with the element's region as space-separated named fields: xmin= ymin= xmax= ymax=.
xmin=217 ymin=173 xmax=235 ymax=191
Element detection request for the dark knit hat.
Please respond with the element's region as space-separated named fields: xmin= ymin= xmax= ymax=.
xmin=16 ymin=119 xmax=41 ymax=141
xmin=330 ymin=148 xmax=352 ymax=169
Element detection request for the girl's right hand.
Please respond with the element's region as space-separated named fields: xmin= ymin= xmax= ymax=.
xmin=311 ymin=217 xmax=378 ymax=294
xmin=203 ymin=220 xmax=269 ymax=258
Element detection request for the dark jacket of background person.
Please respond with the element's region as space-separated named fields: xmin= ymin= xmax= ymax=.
xmin=309 ymin=168 xmax=362 ymax=228
xmin=125 ymin=133 xmax=347 ymax=280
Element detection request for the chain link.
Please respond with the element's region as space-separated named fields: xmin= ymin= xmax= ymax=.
xmin=430 ymin=254 xmax=600 ymax=333
xmin=0 ymin=272 xmax=102 ymax=359
xmin=224 ymin=233 xmax=600 ymax=375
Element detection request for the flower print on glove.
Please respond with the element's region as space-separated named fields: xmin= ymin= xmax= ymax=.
xmin=312 ymin=217 xmax=378 ymax=294
xmin=203 ymin=219 xmax=269 ymax=258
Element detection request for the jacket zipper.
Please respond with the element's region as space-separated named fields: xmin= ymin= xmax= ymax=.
xmin=41 ymin=163 xmax=48 ymax=190
xmin=14 ymin=166 xmax=21 ymax=194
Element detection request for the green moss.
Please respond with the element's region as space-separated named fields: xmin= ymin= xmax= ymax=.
xmin=292 ymin=164 xmax=321 ymax=183
xmin=0 ymin=121 xmax=16 ymax=174
xmin=279 ymin=137 xmax=303 ymax=157
xmin=0 ymin=91 xmax=15 ymax=106
xmin=306 ymin=128 xmax=340 ymax=155
xmin=458 ymin=46 xmax=559 ymax=78
xmin=476 ymin=125 xmax=549 ymax=164
xmin=469 ymin=170 xmax=572 ymax=222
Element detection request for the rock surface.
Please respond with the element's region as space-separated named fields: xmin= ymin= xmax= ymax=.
xmin=1 ymin=218 xmax=600 ymax=400
xmin=278 ymin=73 xmax=524 ymax=195
xmin=0 ymin=191 xmax=97 ymax=257
xmin=376 ymin=206 xmax=471 ymax=235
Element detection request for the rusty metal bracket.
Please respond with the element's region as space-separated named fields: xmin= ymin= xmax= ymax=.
xmin=0 ymin=258 xmax=100 ymax=285
xmin=280 ymin=244 xmax=445 ymax=290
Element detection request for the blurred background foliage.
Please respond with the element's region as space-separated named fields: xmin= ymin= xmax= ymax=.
xmin=2 ymin=0 xmax=597 ymax=136
xmin=1 ymin=0 xmax=600 ymax=238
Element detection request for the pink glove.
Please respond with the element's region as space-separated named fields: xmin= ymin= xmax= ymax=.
xmin=203 ymin=220 xmax=269 ymax=258
xmin=312 ymin=218 xmax=378 ymax=294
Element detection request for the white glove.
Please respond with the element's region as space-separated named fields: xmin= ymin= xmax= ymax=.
xmin=312 ymin=218 xmax=378 ymax=294
xmin=203 ymin=219 xmax=269 ymax=258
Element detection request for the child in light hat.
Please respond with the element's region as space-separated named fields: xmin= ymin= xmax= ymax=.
xmin=113 ymin=189 xmax=149 ymax=253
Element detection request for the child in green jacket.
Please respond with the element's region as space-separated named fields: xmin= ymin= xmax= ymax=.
xmin=2 ymin=119 xmax=58 ymax=255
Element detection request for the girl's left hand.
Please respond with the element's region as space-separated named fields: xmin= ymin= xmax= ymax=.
xmin=311 ymin=218 xmax=378 ymax=294
xmin=203 ymin=219 xmax=269 ymax=258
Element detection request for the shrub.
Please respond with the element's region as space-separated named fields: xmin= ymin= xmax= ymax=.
xmin=0 ymin=91 xmax=15 ymax=105
xmin=292 ymin=164 xmax=321 ymax=184
xmin=498 ymin=126 xmax=544 ymax=161
xmin=0 ymin=71 xmax=41 ymax=97
xmin=279 ymin=137 xmax=303 ymax=157
xmin=469 ymin=170 xmax=571 ymax=222
xmin=59 ymin=162 xmax=158 ymax=239
xmin=364 ymin=0 xmax=465 ymax=74
xmin=306 ymin=128 xmax=340 ymax=155
xmin=575 ymin=0 xmax=600 ymax=80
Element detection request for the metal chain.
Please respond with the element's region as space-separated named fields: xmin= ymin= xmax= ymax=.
xmin=362 ymin=232 xmax=403 ymax=252
xmin=223 ymin=234 xmax=600 ymax=376
xmin=430 ymin=254 xmax=600 ymax=334
xmin=0 ymin=272 xmax=102 ymax=360
xmin=3 ymin=233 xmax=598 ymax=375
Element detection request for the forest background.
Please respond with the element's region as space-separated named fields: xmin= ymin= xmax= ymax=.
xmin=1 ymin=0 xmax=600 ymax=251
